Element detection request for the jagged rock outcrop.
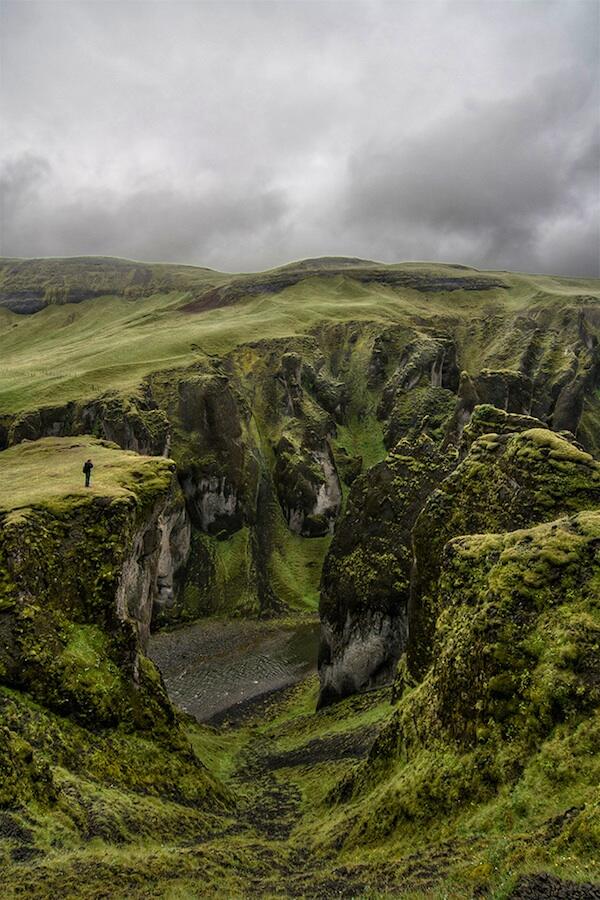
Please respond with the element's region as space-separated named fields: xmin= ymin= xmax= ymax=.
xmin=551 ymin=340 xmax=600 ymax=435
xmin=318 ymin=434 xmax=455 ymax=707
xmin=80 ymin=391 xmax=171 ymax=455
xmin=302 ymin=358 xmax=348 ymax=421
xmin=147 ymin=337 xmax=352 ymax=614
xmin=5 ymin=391 xmax=170 ymax=456
xmin=458 ymin=403 xmax=547 ymax=453
xmin=367 ymin=328 xmax=462 ymax=450
xmin=274 ymin=433 xmax=341 ymax=537
xmin=318 ymin=414 xmax=600 ymax=707
xmin=175 ymin=373 xmax=258 ymax=536
xmin=332 ymin=509 xmax=600 ymax=845
xmin=116 ymin=488 xmax=191 ymax=648
xmin=408 ymin=427 xmax=600 ymax=677
xmin=473 ymin=368 xmax=533 ymax=414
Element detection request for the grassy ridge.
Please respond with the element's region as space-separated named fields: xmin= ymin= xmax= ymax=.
xmin=1 ymin=257 xmax=598 ymax=414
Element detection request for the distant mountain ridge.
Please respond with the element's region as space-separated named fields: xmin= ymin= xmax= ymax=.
xmin=0 ymin=252 xmax=562 ymax=315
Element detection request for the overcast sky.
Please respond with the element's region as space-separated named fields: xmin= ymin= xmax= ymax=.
xmin=1 ymin=0 xmax=598 ymax=275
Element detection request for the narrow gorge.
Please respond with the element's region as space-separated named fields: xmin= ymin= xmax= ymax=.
xmin=1 ymin=256 xmax=599 ymax=898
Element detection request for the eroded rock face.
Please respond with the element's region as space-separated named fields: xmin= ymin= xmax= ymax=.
xmin=472 ymin=368 xmax=533 ymax=414
xmin=6 ymin=391 xmax=170 ymax=456
xmin=146 ymin=339 xmax=352 ymax=613
xmin=274 ymin=435 xmax=341 ymax=537
xmin=175 ymin=373 xmax=258 ymax=536
xmin=80 ymin=392 xmax=171 ymax=456
xmin=318 ymin=434 xmax=455 ymax=707
xmin=458 ymin=403 xmax=546 ymax=454
xmin=0 ymin=464 xmax=188 ymax=727
xmin=408 ymin=427 xmax=600 ymax=677
xmin=180 ymin=472 xmax=242 ymax=534
xmin=332 ymin=509 xmax=600 ymax=843
xmin=366 ymin=327 xmax=463 ymax=451
xmin=318 ymin=411 xmax=600 ymax=708
xmin=116 ymin=487 xmax=191 ymax=649
xmin=378 ymin=332 xmax=459 ymax=399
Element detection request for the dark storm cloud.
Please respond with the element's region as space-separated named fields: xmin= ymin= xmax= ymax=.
xmin=343 ymin=67 xmax=600 ymax=274
xmin=0 ymin=0 xmax=598 ymax=275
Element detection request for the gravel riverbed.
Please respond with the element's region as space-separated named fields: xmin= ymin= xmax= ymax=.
xmin=148 ymin=618 xmax=320 ymax=722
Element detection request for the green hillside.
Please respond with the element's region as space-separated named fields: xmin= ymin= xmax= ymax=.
xmin=1 ymin=256 xmax=596 ymax=414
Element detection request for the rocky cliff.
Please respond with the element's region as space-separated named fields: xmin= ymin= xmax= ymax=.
xmin=0 ymin=437 xmax=226 ymax=822
xmin=1 ymin=258 xmax=599 ymax=680
xmin=329 ymin=506 xmax=600 ymax=857
xmin=0 ymin=437 xmax=193 ymax=726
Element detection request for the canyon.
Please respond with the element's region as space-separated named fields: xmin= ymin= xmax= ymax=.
xmin=0 ymin=255 xmax=599 ymax=898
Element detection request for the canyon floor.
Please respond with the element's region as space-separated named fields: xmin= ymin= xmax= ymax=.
xmin=4 ymin=619 xmax=598 ymax=899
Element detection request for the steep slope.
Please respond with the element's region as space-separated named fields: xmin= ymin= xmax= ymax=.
xmin=327 ymin=510 xmax=600 ymax=864
xmin=0 ymin=437 xmax=225 ymax=814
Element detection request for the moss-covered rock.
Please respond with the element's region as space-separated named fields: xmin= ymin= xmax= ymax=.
xmin=0 ymin=725 xmax=56 ymax=809
xmin=332 ymin=445 xmax=363 ymax=485
xmin=376 ymin=331 xmax=460 ymax=448
xmin=318 ymin=434 xmax=456 ymax=707
xmin=0 ymin=437 xmax=190 ymax=730
xmin=332 ymin=510 xmax=600 ymax=846
xmin=409 ymin=427 xmax=600 ymax=676
xmin=175 ymin=372 xmax=259 ymax=536
xmin=459 ymin=403 xmax=547 ymax=452
xmin=274 ymin=430 xmax=341 ymax=537
xmin=8 ymin=391 xmax=170 ymax=456
xmin=0 ymin=437 xmax=227 ymax=827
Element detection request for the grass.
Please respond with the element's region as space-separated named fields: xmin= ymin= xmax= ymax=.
xmin=0 ymin=436 xmax=174 ymax=519
xmin=3 ymin=674 xmax=597 ymax=898
xmin=1 ymin=256 xmax=598 ymax=414
xmin=268 ymin=513 xmax=331 ymax=613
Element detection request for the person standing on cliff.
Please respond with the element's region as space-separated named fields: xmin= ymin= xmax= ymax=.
xmin=83 ymin=458 xmax=94 ymax=487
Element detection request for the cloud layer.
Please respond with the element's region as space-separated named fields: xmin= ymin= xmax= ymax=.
xmin=1 ymin=0 xmax=598 ymax=275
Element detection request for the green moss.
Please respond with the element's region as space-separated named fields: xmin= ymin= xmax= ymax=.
xmin=385 ymin=384 xmax=457 ymax=447
xmin=268 ymin=514 xmax=331 ymax=612
xmin=0 ymin=436 xmax=174 ymax=521
xmin=0 ymin=437 xmax=186 ymax=733
xmin=57 ymin=624 xmax=123 ymax=720
xmin=330 ymin=511 xmax=600 ymax=865
xmin=409 ymin=428 xmax=600 ymax=675
xmin=321 ymin=433 xmax=455 ymax=623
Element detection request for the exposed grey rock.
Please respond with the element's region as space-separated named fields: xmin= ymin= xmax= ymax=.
xmin=115 ymin=485 xmax=191 ymax=652
xmin=180 ymin=474 xmax=240 ymax=534
xmin=276 ymin=438 xmax=342 ymax=537
xmin=318 ymin=611 xmax=402 ymax=709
